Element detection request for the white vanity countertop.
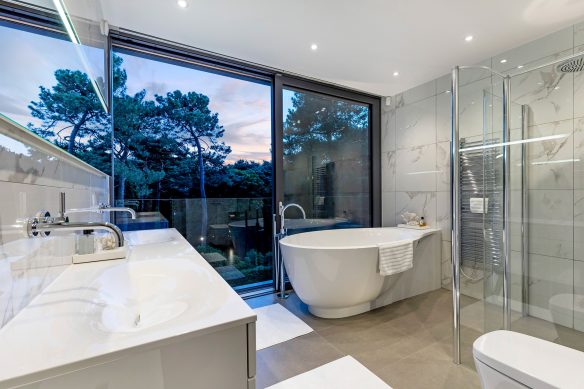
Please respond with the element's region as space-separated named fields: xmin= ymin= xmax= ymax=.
xmin=0 ymin=228 xmax=256 ymax=388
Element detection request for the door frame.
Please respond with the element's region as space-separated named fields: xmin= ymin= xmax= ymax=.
xmin=273 ymin=74 xmax=381 ymax=233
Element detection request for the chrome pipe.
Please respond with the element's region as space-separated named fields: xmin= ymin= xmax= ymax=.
xmin=521 ymin=104 xmax=530 ymax=317
xmin=451 ymin=66 xmax=461 ymax=365
xmin=502 ymin=76 xmax=512 ymax=330
xmin=28 ymin=221 xmax=124 ymax=248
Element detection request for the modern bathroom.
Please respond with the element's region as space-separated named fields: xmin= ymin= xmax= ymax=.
xmin=0 ymin=0 xmax=583 ymax=388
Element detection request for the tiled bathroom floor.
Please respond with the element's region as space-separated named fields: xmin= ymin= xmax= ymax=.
xmin=247 ymin=289 xmax=481 ymax=389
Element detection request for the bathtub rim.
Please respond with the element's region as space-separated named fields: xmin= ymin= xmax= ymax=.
xmin=278 ymin=227 xmax=440 ymax=250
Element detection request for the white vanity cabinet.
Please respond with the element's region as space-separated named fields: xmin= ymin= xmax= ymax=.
xmin=0 ymin=229 xmax=257 ymax=389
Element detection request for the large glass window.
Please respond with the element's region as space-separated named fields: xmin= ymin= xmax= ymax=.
xmin=281 ymin=88 xmax=372 ymax=229
xmin=111 ymin=48 xmax=273 ymax=289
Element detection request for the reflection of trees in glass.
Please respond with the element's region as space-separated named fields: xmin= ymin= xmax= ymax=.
xmin=283 ymin=91 xmax=369 ymax=156
xmin=28 ymin=69 xmax=109 ymax=154
xmin=26 ymin=55 xmax=273 ymax=231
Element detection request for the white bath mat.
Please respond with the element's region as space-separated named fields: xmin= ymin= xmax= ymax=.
xmin=266 ymin=356 xmax=393 ymax=389
xmin=254 ymin=303 xmax=313 ymax=350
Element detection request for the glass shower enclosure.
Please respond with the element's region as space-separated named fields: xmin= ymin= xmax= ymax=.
xmin=451 ymin=53 xmax=584 ymax=365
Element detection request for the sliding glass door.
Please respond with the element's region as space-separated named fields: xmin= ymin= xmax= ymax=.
xmin=275 ymin=76 xmax=381 ymax=234
xmin=111 ymin=45 xmax=274 ymax=290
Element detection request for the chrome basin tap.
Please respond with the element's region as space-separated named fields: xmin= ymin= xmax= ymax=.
xmin=279 ymin=202 xmax=306 ymax=235
xmin=66 ymin=203 xmax=137 ymax=219
xmin=25 ymin=192 xmax=125 ymax=248
xmin=27 ymin=218 xmax=125 ymax=248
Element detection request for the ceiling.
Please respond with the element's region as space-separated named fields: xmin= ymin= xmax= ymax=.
xmin=22 ymin=0 xmax=584 ymax=96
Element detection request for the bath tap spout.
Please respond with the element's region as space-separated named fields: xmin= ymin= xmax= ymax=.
xmin=279 ymin=202 xmax=306 ymax=235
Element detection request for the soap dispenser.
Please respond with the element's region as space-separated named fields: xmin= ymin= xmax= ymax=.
xmin=77 ymin=230 xmax=95 ymax=255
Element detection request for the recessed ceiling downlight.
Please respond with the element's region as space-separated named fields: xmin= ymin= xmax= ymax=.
xmin=310 ymin=43 xmax=318 ymax=51
xmin=465 ymin=35 xmax=474 ymax=42
xmin=393 ymin=71 xmax=399 ymax=77
xmin=177 ymin=0 xmax=189 ymax=8
xmin=500 ymin=59 xmax=507 ymax=63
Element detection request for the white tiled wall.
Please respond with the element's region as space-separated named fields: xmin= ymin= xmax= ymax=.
xmin=0 ymin=118 xmax=109 ymax=328
xmin=382 ymin=20 xmax=584 ymax=330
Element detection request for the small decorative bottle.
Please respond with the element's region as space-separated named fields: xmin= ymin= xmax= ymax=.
xmin=419 ymin=217 xmax=426 ymax=227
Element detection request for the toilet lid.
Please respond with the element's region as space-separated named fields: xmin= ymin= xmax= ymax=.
xmin=473 ymin=330 xmax=584 ymax=389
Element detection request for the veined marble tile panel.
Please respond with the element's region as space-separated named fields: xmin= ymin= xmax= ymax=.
xmin=458 ymin=78 xmax=495 ymax=139
xmin=394 ymin=79 xmax=436 ymax=107
xmin=527 ymin=120 xmax=574 ymax=190
xmin=575 ymin=117 xmax=584 ymax=190
xmin=511 ymin=62 xmax=574 ymax=126
xmin=436 ymin=191 xmax=450 ymax=242
xmin=436 ymin=141 xmax=450 ymax=192
xmin=436 ymin=74 xmax=451 ymax=95
xmin=573 ymin=45 xmax=584 ymax=119
xmin=528 ymin=189 xmax=574 ymax=259
xmin=395 ymin=144 xmax=437 ymax=192
xmin=395 ymin=191 xmax=436 ymax=227
xmin=575 ymin=190 xmax=584 ymax=262
xmin=396 ymin=96 xmax=436 ymax=149
xmin=441 ymin=240 xmax=452 ymax=289
xmin=381 ymin=103 xmax=396 ymax=153
xmin=436 ymin=91 xmax=451 ymax=143
xmin=528 ymin=253 xmax=573 ymax=328
xmin=493 ymin=26 xmax=573 ymax=74
xmin=381 ymin=151 xmax=395 ymax=193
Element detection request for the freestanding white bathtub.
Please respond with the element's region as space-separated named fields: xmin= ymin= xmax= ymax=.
xmin=279 ymin=227 xmax=441 ymax=318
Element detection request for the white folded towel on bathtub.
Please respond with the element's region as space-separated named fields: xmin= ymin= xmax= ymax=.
xmin=378 ymin=240 xmax=414 ymax=276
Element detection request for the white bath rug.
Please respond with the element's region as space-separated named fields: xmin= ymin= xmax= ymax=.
xmin=266 ymin=356 xmax=393 ymax=389
xmin=254 ymin=303 xmax=313 ymax=350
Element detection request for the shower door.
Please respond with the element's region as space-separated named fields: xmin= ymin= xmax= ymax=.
xmin=452 ymin=66 xmax=517 ymax=364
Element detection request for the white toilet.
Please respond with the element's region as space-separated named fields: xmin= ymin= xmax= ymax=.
xmin=473 ymin=330 xmax=584 ymax=389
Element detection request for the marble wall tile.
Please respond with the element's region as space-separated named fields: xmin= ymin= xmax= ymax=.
xmin=458 ymin=77 xmax=495 ymax=139
xmin=528 ymin=190 xmax=574 ymax=259
xmin=436 ymin=92 xmax=451 ymax=143
xmin=436 ymin=191 xmax=451 ymax=241
xmin=381 ymin=151 xmax=396 ymax=193
xmin=0 ymin=123 xmax=110 ymax=329
xmin=396 ymin=96 xmax=436 ymax=149
xmin=493 ymin=26 xmax=573 ymax=74
xmin=436 ymin=141 xmax=450 ymax=191
xmin=527 ymin=120 xmax=574 ymax=190
xmin=381 ymin=103 xmax=396 ymax=152
xmin=575 ymin=118 xmax=584 ymax=190
xmin=511 ymin=63 xmax=574 ymax=126
xmin=382 ymin=191 xmax=396 ymax=227
xmin=395 ymin=144 xmax=437 ymax=192
xmin=528 ymin=254 xmax=573 ymax=327
xmin=394 ymin=79 xmax=436 ymax=106
xmin=575 ymin=190 xmax=584 ymax=262
xmin=395 ymin=191 xmax=436 ymax=227
xmin=573 ymin=45 xmax=584 ymax=119
xmin=436 ymin=74 xmax=451 ymax=95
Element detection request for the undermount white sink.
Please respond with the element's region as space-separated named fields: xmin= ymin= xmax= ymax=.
xmin=125 ymin=228 xmax=181 ymax=246
xmin=86 ymin=258 xmax=222 ymax=333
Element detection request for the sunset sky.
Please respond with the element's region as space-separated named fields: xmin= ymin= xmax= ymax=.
xmin=0 ymin=24 xmax=273 ymax=164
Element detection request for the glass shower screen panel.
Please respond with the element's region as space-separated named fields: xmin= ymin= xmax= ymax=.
xmin=456 ymin=68 xmax=507 ymax=364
